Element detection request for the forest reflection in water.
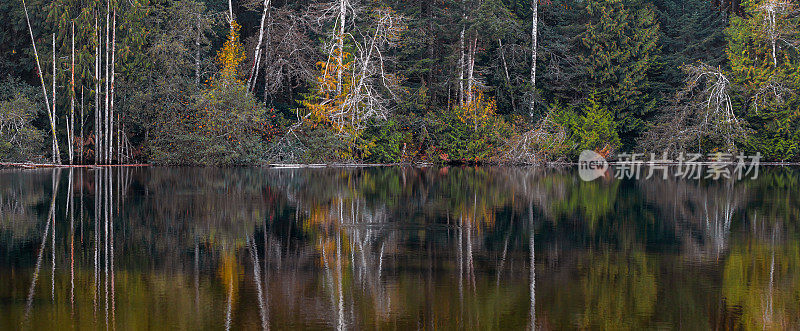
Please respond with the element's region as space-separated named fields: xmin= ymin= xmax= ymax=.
xmin=0 ymin=166 xmax=799 ymax=330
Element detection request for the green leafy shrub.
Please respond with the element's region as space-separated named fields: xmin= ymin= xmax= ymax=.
xmin=0 ymin=78 xmax=46 ymax=162
xmin=550 ymin=94 xmax=621 ymax=160
xmin=357 ymin=118 xmax=407 ymax=163
xmin=575 ymin=94 xmax=621 ymax=154
xmin=148 ymin=82 xmax=268 ymax=165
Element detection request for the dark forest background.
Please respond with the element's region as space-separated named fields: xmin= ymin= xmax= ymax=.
xmin=1 ymin=0 xmax=798 ymax=165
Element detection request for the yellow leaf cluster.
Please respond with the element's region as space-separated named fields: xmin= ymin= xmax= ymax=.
xmin=302 ymin=48 xmax=356 ymax=133
xmin=216 ymin=20 xmax=246 ymax=84
xmin=456 ymin=91 xmax=497 ymax=131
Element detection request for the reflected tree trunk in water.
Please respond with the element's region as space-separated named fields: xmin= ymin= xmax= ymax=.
xmin=23 ymin=170 xmax=60 ymax=322
xmin=94 ymin=169 xmax=100 ymax=320
xmin=51 ymin=170 xmax=57 ymax=302
xmin=336 ymin=231 xmax=345 ymax=331
xmin=69 ymin=169 xmax=75 ymax=314
xmin=225 ymin=278 xmax=233 ymax=331
xmin=110 ymin=169 xmax=116 ymax=328
xmin=529 ymin=201 xmax=536 ymax=331
xmin=104 ymin=169 xmax=109 ymax=328
xmin=248 ymin=235 xmax=269 ymax=330
xmin=195 ymin=238 xmax=200 ymax=315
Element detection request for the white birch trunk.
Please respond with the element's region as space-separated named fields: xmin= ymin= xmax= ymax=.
xmin=466 ymin=34 xmax=476 ymax=105
xmin=228 ymin=0 xmax=235 ymax=24
xmin=336 ymin=0 xmax=346 ymax=96
xmin=530 ymin=0 xmax=538 ymax=119
xmin=248 ymin=0 xmax=271 ymax=92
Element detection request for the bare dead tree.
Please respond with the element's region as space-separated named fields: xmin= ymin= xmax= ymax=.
xmin=332 ymin=7 xmax=405 ymax=133
xmin=247 ymin=0 xmax=272 ymax=92
xmin=336 ymin=0 xmax=347 ymax=96
xmin=506 ymin=108 xmax=568 ymax=164
xmin=756 ymin=0 xmax=798 ymax=68
xmin=259 ymin=8 xmax=316 ymax=101
xmin=642 ymin=63 xmax=747 ymax=155
xmin=750 ymin=76 xmax=794 ymax=114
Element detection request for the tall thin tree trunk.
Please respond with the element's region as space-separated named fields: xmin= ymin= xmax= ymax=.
xmin=111 ymin=10 xmax=117 ymax=164
xmin=105 ymin=0 xmax=110 ymax=164
xmin=528 ymin=201 xmax=536 ymax=330
xmin=69 ymin=22 xmax=75 ymax=165
xmin=498 ymin=38 xmax=516 ymax=111
xmin=458 ymin=5 xmax=466 ymax=107
xmin=22 ymin=0 xmax=59 ymax=163
xmin=53 ymin=34 xmax=61 ymax=164
xmin=263 ymin=9 xmax=273 ymax=106
xmin=95 ymin=15 xmax=100 ymax=165
xmin=80 ymin=87 xmax=84 ymax=164
xmin=530 ymin=0 xmax=538 ymax=119
xmin=336 ymin=0 xmax=346 ymax=96
xmin=195 ymin=12 xmax=201 ymax=86
xmin=228 ymin=0 xmax=235 ymax=24
xmin=770 ymin=9 xmax=777 ymax=68
xmin=248 ymin=0 xmax=271 ymax=92
xmin=466 ymin=34 xmax=477 ymax=105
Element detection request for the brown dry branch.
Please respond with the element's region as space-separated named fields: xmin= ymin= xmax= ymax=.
xmin=506 ymin=109 xmax=568 ymax=164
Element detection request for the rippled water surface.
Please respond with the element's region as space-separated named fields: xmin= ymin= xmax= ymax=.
xmin=1 ymin=166 xmax=799 ymax=329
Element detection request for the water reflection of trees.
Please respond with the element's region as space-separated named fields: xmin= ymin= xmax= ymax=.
xmin=1 ymin=166 xmax=799 ymax=329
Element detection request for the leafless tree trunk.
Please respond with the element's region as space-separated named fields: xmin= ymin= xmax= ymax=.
xmin=53 ymin=34 xmax=61 ymax=164
xmin=466 ymin=34 xmax=477 ymax=104
xmin=328 ymin=8 xmax=404 ymax=133
xmin=22 ymin=0 xmax=58 ymax=162
xmin=21 ymin=0 xmax=60 ymax=164
xmin=80 ymin=87 xmax=84 ymax=164
xmin=69 ymin=22 xmax=75 ymax=165
xmin=248 ymin=0 xmax=272 ymax=92
xmin=228 ymin=0 xmax=235 ymax=24
xmin=336 ymin=0 xmax=346 ymax=96
xmin=458 ymin=0 xmax=466 ymax=106
xmin=641 ymin=63 xmax=746 ymax=155
xmin=262 ymin=8 xmax=273 ymax=105
xmin=111 ymin=10 xmax=117 ymax=163
xmin=757 ymin=1 xmax=798 ymax=68
xmin=195 ymin=12 xmax=201 ymax=86
xmin=95 ymin=14 xmax=101 ymax=165
xmin=498 ymin=38 xmax=515 ymax=111
xmin=530 ymin=0 xmax=538 ymax=119
xmin=104 ymin=0 xmax=110 ymax=164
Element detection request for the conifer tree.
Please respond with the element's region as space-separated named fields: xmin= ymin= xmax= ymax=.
xmin=576 ymin=0 xmax=660 ymax=141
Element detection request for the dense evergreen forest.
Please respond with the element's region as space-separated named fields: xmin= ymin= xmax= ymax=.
xmin=0 ymin=0 xmax=798 ymax=165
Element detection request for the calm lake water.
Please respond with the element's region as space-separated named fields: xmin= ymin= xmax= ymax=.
xmin=1 ymin=166 xmax=799 ymax=330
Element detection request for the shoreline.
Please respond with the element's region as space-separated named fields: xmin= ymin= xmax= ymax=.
xmin=3 ymin=161 xmax=800 ymax=169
